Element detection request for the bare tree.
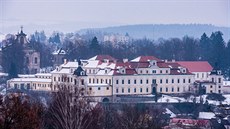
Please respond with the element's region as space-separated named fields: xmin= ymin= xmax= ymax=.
xmin=0 ymin=93 xmax=44 ymax=129
xmin=104 ymin=104 xmax=169 ymax=129
xmin=44 ymin=85 xmax=103 ymax=129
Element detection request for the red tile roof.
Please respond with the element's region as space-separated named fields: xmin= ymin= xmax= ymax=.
xmin=171 ymin=118 xmax=210 ymax=126
xmin=177 ymin=61 xmax=213 ymax=72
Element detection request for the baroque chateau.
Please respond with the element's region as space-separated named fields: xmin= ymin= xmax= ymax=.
xmin=8 ymin=54 xmax=224 ymax=102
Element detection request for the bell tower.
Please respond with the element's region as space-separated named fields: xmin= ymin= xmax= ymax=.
xmin=16 ymin=26 xmax=28 ymax=44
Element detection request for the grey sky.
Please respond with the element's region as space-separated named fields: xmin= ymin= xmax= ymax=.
xmin=0 ymin=0 xmax=229 ymax=33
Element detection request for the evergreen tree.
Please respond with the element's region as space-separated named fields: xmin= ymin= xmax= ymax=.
xmin=90 ymin=36 xmax=101 ymax=55
xmin=210 ymin=31 xmax=226 ymax=69
xmin=8 ymin=63 xmax=18 ymax=79
xmin=200 ymin=33 xmax=211 ymax=60
xmin=226 ymin=40 xmax=230 ymax=79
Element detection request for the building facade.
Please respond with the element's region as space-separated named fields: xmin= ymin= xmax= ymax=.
xmin=7 ymin=54 xmax=225 ymax=102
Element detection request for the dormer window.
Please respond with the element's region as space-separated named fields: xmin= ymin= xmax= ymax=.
xmin=149 ymin=60 xmax=157 ymax=66
xmin=80 ymin=71 xmax=85 ymax=76
xmin=217 ymin=71 xmax=221 ymax=75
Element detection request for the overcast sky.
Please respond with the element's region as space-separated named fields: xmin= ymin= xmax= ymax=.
xmin=0 ymin=0 xmax=229 ymax=33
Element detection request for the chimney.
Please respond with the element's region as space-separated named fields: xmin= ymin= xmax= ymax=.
xmin=64 ymin=59 xmax=67 ymax=64
xmin=165 ymin=59 xmax=168 ymax=63
xmin=123 ymin=58 xmax=128 ymax=63
xmin=172 ymin=59 xmax=175 ymax=62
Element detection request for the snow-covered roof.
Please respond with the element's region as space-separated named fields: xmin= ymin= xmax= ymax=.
xmin=166 ymin=108 xmax=176 ymax=118
xmin=9 ymin=78 xmax=51 ymax=83
xmin=35 ymin=73 xmax=52 ymax=76
xmin=198 ymin=112 xmax=215 ymax=119
xmin=0 ymin=72 xmax=8 ymax=76
xmin=18 ymin=74 xmax=36 ymax=78
xmin=52 ymin=49 xmax=66 ymax=55
xmin=61 ymin=62 xmax=78 ymax=68
xmin=84 ymin=60 xmax=99 ymax=68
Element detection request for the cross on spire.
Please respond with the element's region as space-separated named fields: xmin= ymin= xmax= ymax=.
xmin=20 ymin=25 xmax=23 ymax=32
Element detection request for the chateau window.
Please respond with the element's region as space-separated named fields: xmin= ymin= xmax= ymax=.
xmin=212 ymin=78 xmax=214 ymax=82
xmin=101 ymin=79 xmax=103 ymax=83
xmin=152 ymin=70 xmax=156 ymax=74
xmin=93 ymin=79 xmax=95 ymax=83
xmin=134 ymin=79 xmax=137 ymax=84
xmin=109 ymin=79 xmax=111 ymax=84
xmin=122 ymin=88 xmax=124 ymax=93
xmin=128 ymin=88 xmax=130 ymax=93
xmin=160 ymin=87 xmax=162 ymax=92
xmin=97 ymin=79 xmax=99 ymax=83
xmin=152 ymin=79 xmax=156 ymax=84
xmin=166 ymin=87 xmax=168 ymax=92
xmin=54 ymin=77 xmax=56 ymax=81
xmin=172 ymin=79 xmax=174 ymax=83
xmin=160 ymin=70 xmax=162 ymax=73
xmin=81 ymin=79 xmax=84 ymax=85
xmin=219 ymin=85 xmax=221 ymax=88
xmin=14 ymin=84 xmax=18 ymax=89
xmin=177 ymin=79 xmax=180 ymax=83
xmin=116 ymin=80 xmax=119 ymax=84
xmin=134 ymin=88 xmax=136 ymax=93
xmin=218 ymin=78 xmax=221 ymax=83
xmin=89 ymin=78 xmax=91 ymax=83
xmin=146 ymin=79 xmax=149 ymax=84
xmin=219 ymin=90 xmax=221 ymax=93
xmin=140 ymin=79 xmax=143 ymax=84
xmin=116 ymin=88 xmax=118 ymax=93
xmin=107 ymin=87 xmax=109 ymax=90
xmin=58 ymin=77 xmax=60 ymax=82
xmin=106 ymin=79 xmax=108 ymax=84
xmin=128 ymin=80 xmax=130 ymax=84
xmin=140 ymin=70 xmax=143 ymax=74
xmin=122 ymin=80 xmax=124 ymax=84
xmin=89 ymin=87 xmax=92 ymax=90
xmin=177 ymin=87 xmax=180 ymax=92
xmin=188 ymin=79 xmax=191 ymax=83
xmin=98 ymin=87 xmax=101 ymax=90
xmin=160 ymin=79 xmax=162 ymax=84
xmin=74 ymin=79 xmax=77 ymax=85
xmin=166 ymin=79 xmax=168 ymax=83
xmin=166 ymin=70 xmax=168 ymax=73
xmin=146 ymin=88 xmax=148 ymax=92
xmin=210 ymin=85 xmax=213 ymax=88
xmin=183 ymin=79 xmax=185 ymax=83
xmin=172 ymin=87 xmax=174 ymax=92
xmin=140 ymin=88 xmax=142 ymax=92
xmin=34 ymin=57 xmax=38 ymax=64
xmin=210 ymin=90 xmax=213 ymax=93
xmin=146 ymin=70 xmax=149 ymax=74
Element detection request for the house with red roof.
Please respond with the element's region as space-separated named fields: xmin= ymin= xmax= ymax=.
xmin=177 ymin=61 xmax=213 ymax=81
xmin=177 ymin=61 xmax=224 ymax=94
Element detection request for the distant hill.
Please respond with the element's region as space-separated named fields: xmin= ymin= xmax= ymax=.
xmin=78 ymin=24 xmax=230 ymax=42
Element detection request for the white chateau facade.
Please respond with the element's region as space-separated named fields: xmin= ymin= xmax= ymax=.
xmin=7 ymin=55 xmax=224 ymax=101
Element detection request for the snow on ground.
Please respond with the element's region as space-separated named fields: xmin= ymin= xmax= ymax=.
xmin=158 ymin=95 xmax=186 ymax=103
xmin=199 ymin=112 xmax=215 ymax=119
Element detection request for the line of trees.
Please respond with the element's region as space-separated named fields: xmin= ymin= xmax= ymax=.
xmin=1 ymin=30 xmax=229 ymax=78
xmin=64 ymin=31 xmax=230 ymax=78
xmin=0 ymin=87 xmax=169 ymax=129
